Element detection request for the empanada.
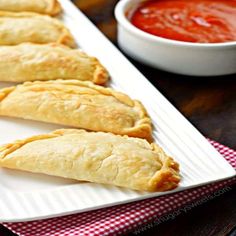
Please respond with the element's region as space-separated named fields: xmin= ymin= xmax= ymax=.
xmin=0 ymin=43 xmax=108 ymax=84
xmin=0 ymin=80 xmax=152 ymax=140
xmin=0 ymin=0 xmax=61 ymax=16
xmin=0 ymin=11 xmax=75 ymax=47
xmin=0 ymin=129 xmax=180 ymax=191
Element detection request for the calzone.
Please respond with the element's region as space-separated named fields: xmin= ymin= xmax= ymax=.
xmin=0 ymin=129 xmax=180 ymax=191
xmin=0 ymin=43 xmax=108 ymax=84
xmin=0 ymin=0 xmax=61 ymax=15
xmin=0 ymin=11 xmax=75 ymax=47
xmin=0 ymin=80 xmax=152 ymax=140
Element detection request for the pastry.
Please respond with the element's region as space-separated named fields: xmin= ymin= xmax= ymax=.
xmin=0 ymin=0 xmax=61 ymax=16
xmin=0 ymin=11 xmax=75 ymax=47
xmin=0 ymin=43 xmax=108 ymax=84
xmin=0 ymin=129 xmax=180 ymax=191
xmin=0 ymin=80 xmax=152 ymax=140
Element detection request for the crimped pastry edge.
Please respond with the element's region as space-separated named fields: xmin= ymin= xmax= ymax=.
xmin=0 ymin=80 xmax=152 ymax=140
xmin=93 ymin=58 xmax=109 ymax=85
xmin=0 ymin=11 xmax=75 ymax=47
xmin=0 ymin=43 xmax=109 ymax=84
xmin=0 ymin=129 xmax=180 ymax=192
xmin=0 ymin=0 xmax=62 ymax=16
xmin=47 ymin=0 xmax=62 ymax=16
xmin=148 ymin=143 xmax=180 ymax=191
xmin=72 ymin=47 xmax=109 ymax=84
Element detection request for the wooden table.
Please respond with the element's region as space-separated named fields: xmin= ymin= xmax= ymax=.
xmin=1 ymin=1 xmax=235 ymax=235
xmin=70 ymin=1 xmax=236 ymax=235
xmin=74 ymin=0 xmax=236 ymax=150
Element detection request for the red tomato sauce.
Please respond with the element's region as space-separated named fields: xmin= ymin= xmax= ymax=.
xmin=130 ymin=0 xmax=236 ymax=43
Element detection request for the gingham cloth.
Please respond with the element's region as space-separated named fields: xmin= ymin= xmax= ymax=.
xmin=2 ymin=140 xmax=236 ymax=236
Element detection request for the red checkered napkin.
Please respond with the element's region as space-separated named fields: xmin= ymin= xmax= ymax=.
xmin=2 ymin=140 xmax=236 ymax=236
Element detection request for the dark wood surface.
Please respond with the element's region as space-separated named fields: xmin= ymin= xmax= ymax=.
xmin=128 ymin=184 xmax=236 ymax=236
xmin=74 ymin=0 xmax=236 ymax=150
xmin=1 ymin=1 xmax=236 ymax=235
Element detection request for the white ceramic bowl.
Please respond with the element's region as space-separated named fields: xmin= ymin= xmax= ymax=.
xmin=115 ymin=0 xmax=236 ymax=76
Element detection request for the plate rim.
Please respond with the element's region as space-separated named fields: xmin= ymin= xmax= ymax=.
xmin=0 ymin=0 xmax=235 ymax=223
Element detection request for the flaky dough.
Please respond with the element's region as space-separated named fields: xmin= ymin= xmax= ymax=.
xmin=0 ymin=80 xmax=152 ymax=140
xmin=0 ymin=129 xmax=180 ymax=191
xmin=0 ymin=0 xmax=61 ymax=16
xmin=0 ymin=43 xmax=108 ymax=84
xmin=0 ymin=11 xmax=75 ymax=47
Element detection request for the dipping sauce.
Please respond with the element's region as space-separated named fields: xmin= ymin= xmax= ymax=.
xmin=131 ymin=0 xmax=236 ymax=43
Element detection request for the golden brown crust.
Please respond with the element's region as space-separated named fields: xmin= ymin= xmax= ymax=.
xmin=0 ymin=80 xmax=152 ymax=140
xmin=0 ymin=133 xmax=58 ymax=159
xmin=93 ymin=58 xmax=110 ymax=85
xmin=0 ymin=129 xmax=180 ymax=192
xmin=0 ymin=11 xmax=75 ymax=47
xmin=149 ymin=144 xmax=180 ymax=191
xmin=0 ymin=43 xmax=109 ymax=84
xmin=0 ymin=0 xmax=62 ymax=16
xmin=47 ymin=0 xmax=61 ymax=16
xmin=0 ymin=87 xmax=15 ymax=102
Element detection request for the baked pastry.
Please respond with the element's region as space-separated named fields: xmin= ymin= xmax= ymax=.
xmin=0 ymin=11 xmax=75 ymax=47
xmin=0 ymin=80 xmax=152 ymax=140
xmin=0 ymin=43 xmax=108 ymax=84
xmin=0 ymin=0 xmax=61 ymax=16
xmin=0 ymin=129 xmax=180 ymax=191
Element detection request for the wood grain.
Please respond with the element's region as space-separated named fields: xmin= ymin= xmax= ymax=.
xmin=128 ymin=184 xmax=236 ymax=236
xmin=74 ymin=0 xmax=236 ymax=149
xmin=75 ymin=2 xmax=236 ymax=236
xmin=0 ymin=1 xmax=235 ymax=235
xmin=0 ymin=225 xmax=17 ymax=236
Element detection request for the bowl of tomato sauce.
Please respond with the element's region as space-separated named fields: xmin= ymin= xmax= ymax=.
xmin=115 ymin=0 xmax=236 ymax=76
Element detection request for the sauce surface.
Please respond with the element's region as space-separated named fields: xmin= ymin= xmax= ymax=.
xmin=131 ymin=0 xmax=236 ymax=43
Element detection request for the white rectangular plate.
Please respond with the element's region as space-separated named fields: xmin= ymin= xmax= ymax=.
xmin=0 ymin=0 xmax=235 ymax=223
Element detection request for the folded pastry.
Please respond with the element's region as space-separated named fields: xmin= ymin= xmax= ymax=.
xmin=0 ymin=11 xmax=75 ymax=47
xmin=0 ymin=129 xmax=180 ymax=191
xmin=0 ymin=0 xmax=61 ymax=16
xmin=0 ymin=43 xmax=108 ymax=84
xmin=0 ymin=80 xmax=152 ymax=140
